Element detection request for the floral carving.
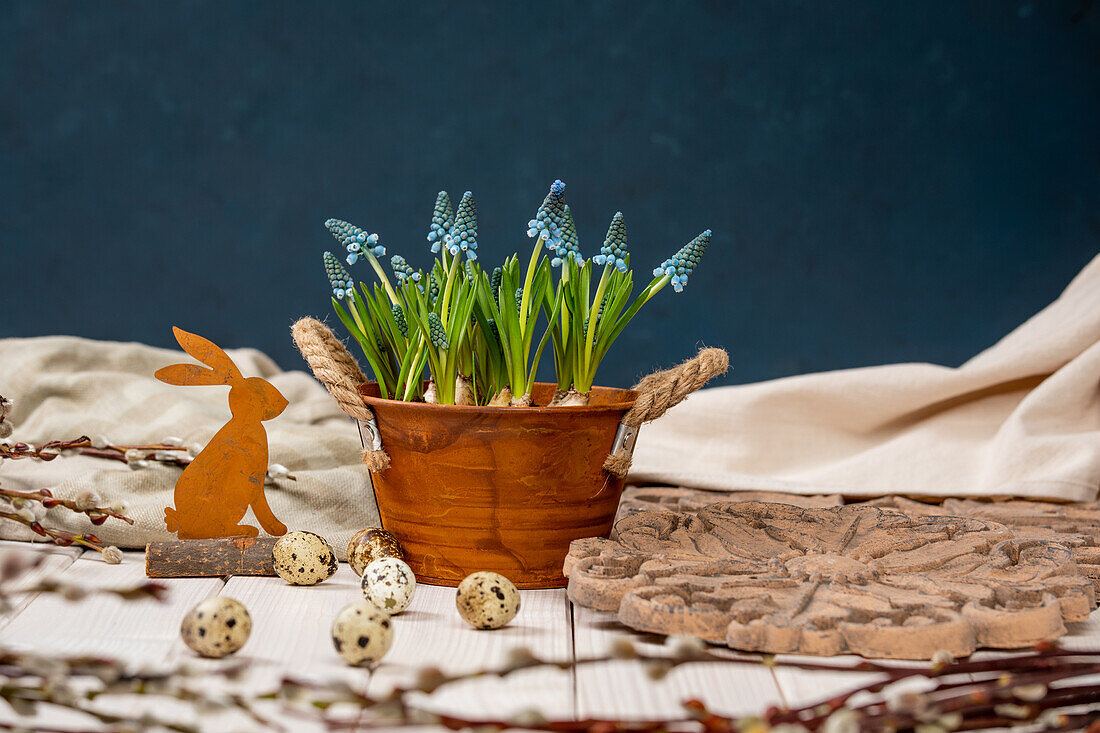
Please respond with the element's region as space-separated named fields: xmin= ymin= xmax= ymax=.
xmin=873 ymin=496 xmax=1100 ymax=593
xmin=565 ymin=501 xmax=1096 ymax=659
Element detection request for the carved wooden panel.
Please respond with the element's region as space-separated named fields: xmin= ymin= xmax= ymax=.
xmin=615 ymin=486 xmax=841 ymax=524
xmin=565 ymin=501 xmax=1096 ymax=659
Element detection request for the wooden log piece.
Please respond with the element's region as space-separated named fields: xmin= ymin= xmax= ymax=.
xmin=145 ymin=537 xmax=278 ymax=578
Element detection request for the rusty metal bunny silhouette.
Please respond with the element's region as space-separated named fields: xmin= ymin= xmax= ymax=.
xmin=155 ymin=327 xmax=289 ymax=539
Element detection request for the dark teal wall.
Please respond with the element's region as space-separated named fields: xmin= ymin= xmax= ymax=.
xmin=2 ymin=1 xmax=1097 ymax=387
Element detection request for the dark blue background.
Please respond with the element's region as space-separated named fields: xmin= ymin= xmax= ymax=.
xmin=2 ymin=1 xmax=1097 ymax=387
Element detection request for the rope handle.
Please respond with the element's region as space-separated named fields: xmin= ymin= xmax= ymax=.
xmin=291 ymin=317 xmax=391 ymax=471
xmin=603 ymin=347 xmax=729 ymax=478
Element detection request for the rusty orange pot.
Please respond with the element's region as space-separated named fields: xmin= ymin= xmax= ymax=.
xmin=357 ymin=382 xmax=638 ymax=589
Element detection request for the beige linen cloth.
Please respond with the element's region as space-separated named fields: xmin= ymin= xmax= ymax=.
xmin=0 ymin=337 xmax=378 ymax=556
xmin=632 ymin=252 xmax=1100 ymax=502
xmin=1 ymin=252 xmax=1098 ymax=553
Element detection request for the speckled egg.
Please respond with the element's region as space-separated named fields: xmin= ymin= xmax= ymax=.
xmin=180 ymin=597 xmax=251 ymax=658
xmin=455 ymin=571 xmax=521 ymax=630
xmin=347 ymin=528 xmax=405 ymax=576
xmin=361 ymin=557 xmax=416 ymax=614
xmin=331 ymin=601 xmax=394 ymax=666
xmin=272 ymin=530 xmax=338 ymax=585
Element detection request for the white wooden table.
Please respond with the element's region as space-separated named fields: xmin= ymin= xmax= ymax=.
xmin=1 ymin=542 xmax=1098 ymax=730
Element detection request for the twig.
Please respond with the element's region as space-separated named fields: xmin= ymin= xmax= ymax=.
xmin=0 ymin=487 xmax=133 ymax=526
xmin=0 ymin=509 xmax=108 ymax=552
xmin=272 ymin=643 xmax=1100 ymax=732
xmin=0 ymin=436 xmax=190 ymax=466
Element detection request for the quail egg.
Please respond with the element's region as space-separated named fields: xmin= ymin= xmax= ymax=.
xmin=361 ymin=557 xmax=416 ymax=614
xmin=272 ymin=530 xmax=337 ymax=585
xmin=180 ymin=597 xmax=251 ymax=658
xmin=456 ymin=571 xmax=521 ymax=629
xmin=331 ymin=601 xmax=394 ymax=666
xmin=347 ymin=528 xmax=405 ymax=576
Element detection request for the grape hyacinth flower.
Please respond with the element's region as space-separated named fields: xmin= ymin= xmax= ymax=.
xmin=390 ymin=255 xmax=421 ymax=285
xmin=490 ymin=266 xmax=503 ymax=305
xmin=427 ymin=191 xmax=453 ymax=253
xmin=325 ymin=218 xmax=384 ymax=265
xmin=585 ymin=292 xmax=610 ymax=331
xmin=551 ymin=205 xmax=584 ymax=267
xmin=324 ymin=251 xmax=356 ymax=300
xmin=527 ymin=179 xmax=567 ymax=249
xmin=593 ymin=212 xmax=629 ymax=273
xmin=392 ymin=304 xmax=408 ymax=337
xmin=443 ymin=191 xmax=479 ymax=260
xmin=653 ymin=229 xmax=712 ymax=292
xmin=428 ymin=312 xmax=449 ymax=349
xmin=428 ymin=271 xmax=440 ymax=301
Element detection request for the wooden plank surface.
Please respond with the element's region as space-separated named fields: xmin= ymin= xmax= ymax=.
xmin=176 ymin=566 xmax=575 ymax=725
xmin=572 ymin=605 xmax=785 ymax=721
xmin=196 ymin=563 xmax=371 ymax=691
xmin=768 ymin=653 xmax=896 ymax=714
xmin=0 ymin=550 xmax=224 ymax=662
xmin=1064 ymin=613 xmax=1100 ymax=651
xmin=0 ymin=540 xmax=83 ymax=629
xmin=373 ymin=585 xmax=574 ymax=721
xmin=0 ymin=545 xmax=1097 ymax=731
xmin=0 ymin=549 xmax=226 ymax=731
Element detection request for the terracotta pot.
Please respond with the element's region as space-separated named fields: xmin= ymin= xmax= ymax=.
xmin=357 ymin=382 xmax=638 ymax=589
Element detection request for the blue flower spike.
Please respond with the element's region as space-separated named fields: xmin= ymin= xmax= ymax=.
xmin=427 ymin=191 xmax=453 ymax=253
xmin=654 ymin=229 xmax=712 ymax=293
xmin=490 ymin=266 xmax=503 ymax=306
xmin=390 ymin=255 xmax=422 ymax=285
xmin=593 ymin=212 xmax=629 ymax=273
xmin=551 ymin=205 xmax=583 ymax=267
xmin=443 ymin=191 xmax=478 ymax=260
xmin=325 ymin=218 xmax=384 ymax=265
xmin=392 ymin=304 xmax=408 ymax=337
xmin=527 ymin=179 xmax=567 ymax=250
xmin=323 ymin=251 xmax=356 ymax=300
xmin=427 ymin=312 xmax=449 ymax=349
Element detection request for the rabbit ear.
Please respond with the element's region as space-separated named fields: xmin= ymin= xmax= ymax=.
xmin=169 ymin=327 xmax=243 ymax=383
xmin=155 ymin=363 xmax=234 ymax=387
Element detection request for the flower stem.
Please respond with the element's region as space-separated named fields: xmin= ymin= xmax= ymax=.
xmin=439 ymin=252 xmax=462 ymax=327
xmin=582 ymin=263 xmax=613 ymax=378
xmin=365 ymin=252 xmax=400 ymax=305
xmin=519 ymin=238 xmax=542 ymax=334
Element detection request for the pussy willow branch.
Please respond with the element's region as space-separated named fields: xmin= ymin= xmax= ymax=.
xmin=0 ymin=487 xmax=133 ymax=526
xmin=274 ymin=642 xmax=1100 ymax=732
xmin=0 ymin=651 xmax=281 ymax=733
xmin=0 ymin=485 xmax=128 ymax=558
xmin=0 ymin=436 xmax=190 ymax=466
xmin=10 ymin=577 xmax=169 ymax=603
xmin=1 ymin=435 xmax=297 ymax=480
xmin=0 ymin=425 xmax=293 ymax=558
xmin=0 ymin=509 xmax=110 ymax=553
